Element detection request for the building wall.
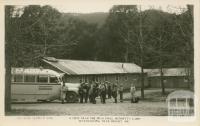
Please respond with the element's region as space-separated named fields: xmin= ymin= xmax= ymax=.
xmin=64 ymin=73 xmax=148 ymax=90
xmin=148 ymin=76 xmax=189 ymax=88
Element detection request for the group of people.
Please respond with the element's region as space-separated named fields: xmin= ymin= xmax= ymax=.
xmin=77 ymin=81 xmax=137 ymax=104
xmin=60 ymin=81 xmax=138 ymax=104
xmin=78 ymin=81 xmax=111 ymax=104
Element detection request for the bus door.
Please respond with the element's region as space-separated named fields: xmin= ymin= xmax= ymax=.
xmin=36 ymin=75 xmax=52 ymax=100
xmin=48 ymin=75 xmax=61 ymax=100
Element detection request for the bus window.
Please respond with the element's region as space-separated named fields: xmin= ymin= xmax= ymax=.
xmin=50 ymin=76 xmax=58 ymax=83
xmin=13 ymin=74 xmax=23 ymax=82
xmin=37 ymin=75 xmax=48 ymax=83
xmin=24 ymin=75 xmax=35 ymax=82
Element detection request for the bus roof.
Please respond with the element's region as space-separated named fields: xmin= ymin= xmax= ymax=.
xmin=11 ymin=67 xmax=64 ymax=77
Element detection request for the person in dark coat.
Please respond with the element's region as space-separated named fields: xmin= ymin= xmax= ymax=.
xmin=61 ymin=83 xmax=68 ymax=104
xmin=112 ymin=83 xmax=118 ymax=103
xmin=84 ymin=83 xmax=90 ymax=103
xmin=107 ymin=82 xmax=112 ymax=99
xmin=92 ymin=83 xmax=98 ymax=104
xmin=119 ymin=84 xmax=124 ymax=102
xmin=130 ymin=83 xmax=136 ymax=103
xmin=78 ymin=82 xmax=85 ymax=103
xmin=89 ymin=82 xmax=97 ymax=104
xmin=99 ymin=82 xmax=107 ymax=104
xmin=89 ymin=84 xmax=94 ymax=103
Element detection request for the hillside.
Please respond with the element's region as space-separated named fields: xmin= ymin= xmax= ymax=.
xmin=62 ymin=12 xmax=109 ymax=27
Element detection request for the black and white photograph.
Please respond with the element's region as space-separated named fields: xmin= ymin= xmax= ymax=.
xmin=2 ymin=0 xmax=199 ymax=125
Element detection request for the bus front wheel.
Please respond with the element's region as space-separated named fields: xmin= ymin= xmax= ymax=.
xmin=66 ymin=92 xmax=78 ymax=103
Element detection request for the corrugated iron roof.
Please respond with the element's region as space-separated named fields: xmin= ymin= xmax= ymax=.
xmin=144 ymin=68 xmax=188 ymax=77
xmin=43 ymin=57 xmax=142 ymax=75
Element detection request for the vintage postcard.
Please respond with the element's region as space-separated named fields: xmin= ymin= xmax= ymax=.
xmin=0 ymin=0 xmax=199 ymax=126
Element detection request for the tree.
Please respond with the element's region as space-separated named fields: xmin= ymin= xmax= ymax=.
xmin=102 ymin=5 xmax=147 ymax=98
xmin=5 ymin=6 xmax=20 ymax=112
xmin=101 ymin=5 xmax=194 ymax=95
xmin=173 ymin=5 xmax=194 ymax=90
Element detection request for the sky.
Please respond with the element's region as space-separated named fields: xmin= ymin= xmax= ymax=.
xmin=51 ymin=4 xmax=187 ymax=14
xmin=14 ymin=3 xmax=188 ymax=15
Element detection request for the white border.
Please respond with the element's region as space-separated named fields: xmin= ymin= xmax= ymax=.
xmin=0 ymin=0 xmax=199 ymax=126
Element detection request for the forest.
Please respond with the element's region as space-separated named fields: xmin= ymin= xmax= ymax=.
xmin=5 ymin=5 xmax=193 ymax=69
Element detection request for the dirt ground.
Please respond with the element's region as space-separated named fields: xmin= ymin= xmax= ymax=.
xmin=7 ymin=89 xmax=176 ymax=116
xmin=8 ymin=100 xmax=167 ymax=116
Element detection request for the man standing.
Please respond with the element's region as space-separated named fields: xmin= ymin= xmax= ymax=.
xmin=99 ymin=82 xmax=106 ymax=104
xmin=107 ymin=82 xmax=112 ymax=99
xmin=89 ymin=84 xmax=94 ymax=103
xmin=92 ymin=83 xmax=98 ymax=104
xmin=84 ymin=83 xmax=90 ymax=103
xmin=78 ymin=82 xmax=85 ymax=103
xmin=112 ymin=83 xmax=118 ymax=103
xmin=61 ymin=83 xmax=68 ymax=104
xmin=119 ymin=84 xmax=124 ymax=102
xmin=130 ymin=83 xmax=136 ymax=103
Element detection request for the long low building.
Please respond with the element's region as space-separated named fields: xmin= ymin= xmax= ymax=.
xmin=144 ymin=68 xmax=190 ymax=88
xmin=42 ymin=57 xmax=148 ymax=89
xmin=41 ymin=57 xmax=191 ymax=89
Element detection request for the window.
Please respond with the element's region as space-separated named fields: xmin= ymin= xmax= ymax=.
xmin=37 ymin=75 xmax=48 ymax=83
xmin=50 ymin=76 xmax=58 ymax=83
xmin=95 ymin=76 xmax=99 ymax=82
xmin=24 ymin=75 xmax=35 ymax=82
xmin=184 ymin=78 xmax=189 ymax=83
xmin=79 ymin=76 xmax=82 ymax=83
xmin=124 ymin=75 xmax=128 ymax=81
xmin=104 ymin=75 xmax=108 ymax=81
xmin=79 ymin=76 xmax=85 ymax=83
xmin=116 ymin=75 xmax=119 ymax=81
xmin=13 ymin=74 xmax=23 ymax=82
xmin=84 ymin=76 xmax=88 ymax=83
xmin=63 ymin=77 xmax=69 ymax=83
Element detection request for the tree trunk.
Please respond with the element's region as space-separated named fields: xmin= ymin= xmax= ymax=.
xmin=139 ymin=5 xmax=145 ymax=99
xmin=124 ymin=44 xmax=129 ymax=62
xmin=141 ymin=66 xmax=144 ymax=99
xmin=160 ymin=67 xmax=165 ymax=95
xmin=5 ymin=43 xmax=11 ymax=113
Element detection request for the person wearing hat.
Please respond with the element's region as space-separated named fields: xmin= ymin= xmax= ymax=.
xmin=130 ymin=83 xmax=136 ymax=103
xmin=61 ymin=83 xmax=68 ymax=104
xmin=89 ymin=83 xmax=94 ymax=103
xmin=99 ymin=82 xmax=107 ymax=104
xmin=112 ymin=83 xmax=118 ymax=103
xmin=84 ymin=83 xmax=90 ymax=103
xmin=119 ymin=84 xmax=124 ymax=102
xmin=92 ymin=82 xmax=98 ymax=104
xmin=78 ymin=82 xmax=85 ymax=103
xmin=107 ymin=82 xmax=112 ymax=99
xmin=89 ymin=81 xmax=98 ymax=104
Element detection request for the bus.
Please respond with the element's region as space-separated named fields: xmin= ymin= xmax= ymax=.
xmin=11 ymin=68 xmax=80 ymax=103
